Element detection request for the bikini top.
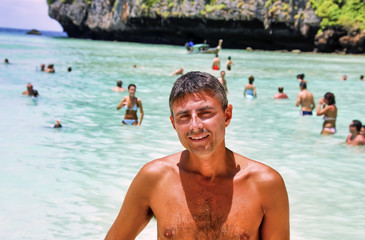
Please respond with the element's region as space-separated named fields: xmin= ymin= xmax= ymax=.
xmin=126 ymin=99 xmax=138 ymax=111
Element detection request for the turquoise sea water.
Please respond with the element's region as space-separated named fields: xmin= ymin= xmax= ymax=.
xmin=1 ymin=29 xmax=365 ymax=240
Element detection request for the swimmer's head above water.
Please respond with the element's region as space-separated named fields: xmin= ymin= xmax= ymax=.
xmin=54 ymin=121 xmax=62 ymax=128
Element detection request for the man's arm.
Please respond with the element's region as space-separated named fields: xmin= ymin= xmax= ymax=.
xmin=105 ymin=164 xmax=155 ymax=239
xmin=311 ymin=96 xmax=316 ymax=111
xmin=259 ymin=170 xmax=290 ymax=240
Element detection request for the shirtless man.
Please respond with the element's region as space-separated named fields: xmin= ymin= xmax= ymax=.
xmin=22 ymin=83 xmax=35 ymax=96
xmin=45 ymin=64 xmax=55 ymax=73
xmin=296 ymin=82 xmax=315 ymax=115
xmin=346 ymin=120 xmax=365 ymax=146
xmin=274 ymin=86 xmax=288 ymax=99
xmin=217 ymin=70 xmax=228 ymax=93
xmin=106 ymin=71 xmax=289 ymax=240
xmin=112 ymin=80 xmax=126 ymax=92
xmin=212 ymin=54 xmax=220 ymax=71
xmin=226 ymin=56 xmax=234 ymax=71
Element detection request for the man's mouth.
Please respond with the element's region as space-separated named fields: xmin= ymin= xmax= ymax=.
xmin=189 ymin=135 xmax=209 ymax=141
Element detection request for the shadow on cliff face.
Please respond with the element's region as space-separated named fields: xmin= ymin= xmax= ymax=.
xmin=63 ymin=17 xmax=317 ymax=52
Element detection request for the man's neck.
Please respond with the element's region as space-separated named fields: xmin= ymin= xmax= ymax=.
xmin=351 ymin=132 xmax=359 ymax=140
xmin=180 ymin=146 xmax=237 ymax=179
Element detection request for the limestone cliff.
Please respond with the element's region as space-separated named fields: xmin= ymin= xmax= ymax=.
xmin=47 ymin=0 xmax=363 ymax=53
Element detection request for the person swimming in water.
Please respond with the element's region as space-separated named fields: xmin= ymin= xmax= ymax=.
xmin=243 ymin=75 xmax=257 ymax=99
xmin=112 ymin=80 xmax=126 ymax=92
xmin=172 ymin=68 xmax=184 ymax=76
xmin=54 ymin=121 xmax=62 ymax=128
xmin=22 ymin=83 xmax=38 ymax=97
xmin=45 ymin=64 xmax=55 ymax=73
xmin=346 ymin=120 xmax=365 ymax=146
xmin=360 ymin=125 xmax=365 ymax=139
xmin=116 ymin=84 xmax=144 ymax=126
xmin=316 ymin=92 xmax=337 ymax=134
xmin=274 ymin=86 xmax=288 ymax=99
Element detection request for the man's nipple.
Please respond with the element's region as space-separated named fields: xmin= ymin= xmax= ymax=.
xmin=240 ymin=233 xmax=250 ymax=240
xmin=164 ymin=229 xmax=173 ymax=238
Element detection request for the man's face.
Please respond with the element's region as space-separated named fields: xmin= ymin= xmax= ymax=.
xmin=220 ymin=71 xmax=225 ymax=77
xmin=349 ymin=122 xmax=357 ymax=134
xmin=170 ymin=92 xmax=232 ymax=156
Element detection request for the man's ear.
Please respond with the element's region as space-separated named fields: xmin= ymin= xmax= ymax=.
xmin=170 ymin=115 xmax=176 ymax=130
xmin=225 ymin=104 xmax=233 ymax=127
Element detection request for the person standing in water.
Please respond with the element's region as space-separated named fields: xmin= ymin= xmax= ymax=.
xmin=217 ymin=70 xmax=228 ymax=93
xmin=106 ymin=71 xmax=289 ymax=239
xmin=212 ymin=53 xmax=220 ymax=71
xmin=296 ymin=82 xmax=315 ymax=115
xmin=226 ymin=56 xmax=234 ymax=71
xmin=243 ymin=75 xmax=257 ymax=99
xmin=116 ymin=84 xmax=144 ymax=126
xmin=316 ymin=92 xmax=337 ymax=134
xmin=296 ymin=73 xmax=306 ymax=83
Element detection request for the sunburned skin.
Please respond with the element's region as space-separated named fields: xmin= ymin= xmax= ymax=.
xmin=151 ymin=152 xmax=268 ymax=240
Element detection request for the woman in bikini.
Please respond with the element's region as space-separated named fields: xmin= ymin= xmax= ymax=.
xmin=116 ymin=84 xmax=144 ymax=126
xmin=316 ymin=92 xmax=337 ymax=134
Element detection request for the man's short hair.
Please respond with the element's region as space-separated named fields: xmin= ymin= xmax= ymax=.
xmin=278 ymin=86 xmax=284 ymax=93
xmin=352 ymin=120 xmax=362 ymax=132
xmin=300 ymin=82 xmax=307 ymax=89
xmin=117 ymin=80 xmax=122 ymax=87
xmin=169 ymin=71 xmax=228 ymax=116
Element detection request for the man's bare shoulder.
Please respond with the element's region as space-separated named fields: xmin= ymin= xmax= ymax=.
xmin=233 ymin=153 xmax=284 ymax=186
xmin=137 ymin=152 xmax=182 ymax=182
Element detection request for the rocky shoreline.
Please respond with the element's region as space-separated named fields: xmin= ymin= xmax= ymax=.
xmin=48 ymin=0 xmax=364 ymax=53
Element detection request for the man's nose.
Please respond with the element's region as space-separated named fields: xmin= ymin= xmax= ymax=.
xmin=190 ymin=114 xmax=203 ymax=131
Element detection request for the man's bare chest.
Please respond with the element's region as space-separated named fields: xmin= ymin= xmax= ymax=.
xmin=150 ymin=175 xmax=263 ymax=240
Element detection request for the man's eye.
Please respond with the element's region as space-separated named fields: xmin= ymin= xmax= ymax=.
xmin=200 ymin=111 xmax=212 ymax=116
xmin=179 ymin=114 xmax=189 ymax=119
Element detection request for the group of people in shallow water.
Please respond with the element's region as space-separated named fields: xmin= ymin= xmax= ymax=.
xmin=10 ymin=56 xmax=365 ymax=143
xmin=240 ymin=71 xmax=364 ymax=145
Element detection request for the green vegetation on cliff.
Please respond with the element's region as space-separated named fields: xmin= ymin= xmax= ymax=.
xmin=310 ymin=0 xmax=365 ymax=31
